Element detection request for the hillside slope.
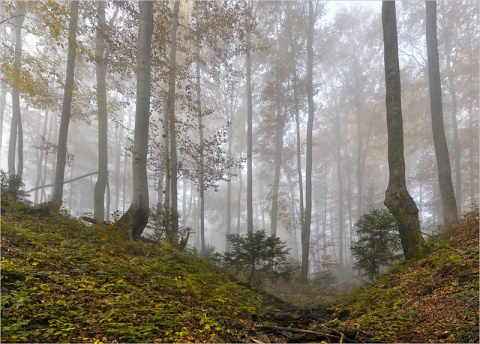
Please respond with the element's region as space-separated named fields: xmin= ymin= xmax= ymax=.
xmin=1 ymin=203 xmax=265 ymax=343
xmin=1 ymin=203 xmax=478 ymax=343
xmin=336 ymin=207 xmax=479 ymax=343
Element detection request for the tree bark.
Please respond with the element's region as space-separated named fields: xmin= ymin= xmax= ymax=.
xmin=166 ymin=0 xmax=180 ymax=244
xmin=245 ymin=4 xmax=254 ymax=234
xmin=301 ymin=0 xmax=315 ymax=280
xmin=425 ymin=0 xmax=458 ymax=224
xmin=50 ymin=1 xmax=79 ymax=212
xmin=8 ymin=2 xmax=25 ymax=180
xmin=118 ymin=0 xmax=153 ymax=238
xmin=382 ymin=1 xmax=429 ymax=260
xmin=94 ymin=0 xmax=109 ymax=221
xmin=195 ymin=10 xmax=206 ymax=253
xmin=270 ymin=104 xmax=285 ymax=237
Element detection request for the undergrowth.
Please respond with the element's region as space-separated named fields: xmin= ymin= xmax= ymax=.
xmin=1 ymin=202 xmax=265 ymax=343
xmin=339 ymin=207 xmax=479 ymax=343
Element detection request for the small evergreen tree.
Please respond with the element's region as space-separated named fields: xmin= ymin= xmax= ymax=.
xmin=220 ymin=230 xmax=294 ymax=286
xmin=351 ymin=208 xmax=402 ymax=281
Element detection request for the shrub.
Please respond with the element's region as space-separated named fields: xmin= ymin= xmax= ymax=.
xmin=1 ymin=170 xmax=29 ymax=204
xmin=351 ymin=208 xmax=402 ymax=281
xmin=219 ymin=230 xmax=294 ymax=286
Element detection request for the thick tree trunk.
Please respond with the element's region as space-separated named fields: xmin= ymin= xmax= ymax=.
xmin=245 ymin=5 xmax=254 ymax=234
xmin=94 ymin=0 xmax=109 ymax=221
xmin=166 ymin=0 xmax=180 ymax=244
xmin=301 ymin=0 xmax=315 ymax=280
xmin=425 ymin=0 xmax=458 ymax=224
xmin=382 ymin=1 xmax=429 ymax=260
xmin=50 ymin=1 xmax=79 ymax=212
xmin=118 ymin=1 xmax=153 ymax=238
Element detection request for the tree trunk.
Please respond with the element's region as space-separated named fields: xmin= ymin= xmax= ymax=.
xmin=425 ymin=0 xmax=458 ymax=224
xmin=382 ymin=1 xmax=429 ymax=260
xmin=118 ymin=0 xmax=153 ymax=238
xmin=441 ymin=8 xmax=462 ymax=216
xmin=50 ymin=1 xmax=79 ymax=212
xmin=195 ymin=14 xmax=206 ymax=253
xmin=270 ymin=104 xmax=285 ymax=237
xmin=94 ymin=0 xmax=109 ymax=221
xmin=245 ymin=5 xmax=254 ymax=234
xmin=8 ymin=2 xmax=25 ymax=180
xmin=237 ymin=156 xmax=243 ymax=234
xmin=301 ymin=0 xmax=315 ymax=280
xmin=166 ymin=0 xmax=180 ymax=244
xmin=334 ymin=110 xmax=344 ymax=266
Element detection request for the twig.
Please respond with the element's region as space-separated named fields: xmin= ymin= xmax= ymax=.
xmin=254 ymin=324 xmax=360 ymax=343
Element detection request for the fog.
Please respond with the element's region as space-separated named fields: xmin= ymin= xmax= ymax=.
xmin=1 ymin=0 xmax=478 ymax=284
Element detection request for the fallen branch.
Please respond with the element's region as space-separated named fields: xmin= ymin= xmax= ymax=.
xmin=26 ymin=171 xmax=99 ymax=193
xmin=254 ymin=324 xmax=360 ymax=343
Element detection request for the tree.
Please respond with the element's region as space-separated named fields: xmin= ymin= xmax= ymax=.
xmin=8 ymin=1 xmax=25 ymax=181
xmin=220 ymin=229 xmax=293 ymax=286
xmin=351 ymin=208 xmax=402 ymax=281
xmin=382 ymin=1 xmax=429 ymax=260
xmin=118 ymin=1 xmax=153 ymax=239
xmin=245 ymin=1 xmax=254 ymax=234
xmin=50 ymin=0 xmax=79 ymax=212
xmin=93 ymin=0 xmax=109 ymax=221
xmin=425 ymin=0 xmax=458 ymax=225
xmin=301 ymin=0 xmax=316 ymax=280
xmin=166 ymin=0 xmax=180 ymax=244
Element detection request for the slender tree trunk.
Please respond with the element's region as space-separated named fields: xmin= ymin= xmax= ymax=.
xmin=237 ymin=158 xmax=243 ymax=234
xmin=301 ymin=0 xmax=315 ymax=280
xmin=166 ymin=0 xmax=180 ymax=243
xmin=425 ymin=0 xmax=458 ymax=224
xmin=270 ymin=105 xmax=285 ymax=237
xmin=245 ymin=5 xmax=254 ymax=234
xmin=34 ymin=110 xmax=49 ymax=203
xmin=50 ymin=1 xmax=79 ymax=212
xmin=382 ymin=1 xmax=429 ymax=260
xmin=0 ymin=80 xmax=5 ymax=155
xmin=195 ymin=16 xmax=206 ymax=253
xmin=118 ymin=0 xmax=153 ymax=238
xmin=442 ymin=19 xmax=462 ymax=216
xmin=468 ymin=105 xmax=477 ymax=204
xmin=114 ymin=117 xmax=122 ymax=212
xmin=8 ymin=2 xmax=25 ymax=180
xmin=94 ymin=0 xmax=109 ymax=221
xmin=334 ymin=110 xmax=344 ymax=266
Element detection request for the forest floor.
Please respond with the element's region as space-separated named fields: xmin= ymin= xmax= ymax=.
xmin=1 ymin=202 xmax=478 ymax=343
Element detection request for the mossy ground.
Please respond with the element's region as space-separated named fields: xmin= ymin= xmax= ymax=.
xmin=2 ymin=202 xmax=478 ymax=343
xmin=1 ymin=202 xmax=265 ymax=343
xmin=338 ymin=207 xmax=479 ymax=343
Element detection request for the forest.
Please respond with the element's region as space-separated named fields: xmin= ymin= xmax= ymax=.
xmin=0 ymin=0 xmax=478 ymax=311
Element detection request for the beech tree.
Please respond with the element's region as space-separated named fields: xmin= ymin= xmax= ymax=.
xmin=8 ymin=1 xmax=25 ymax=181
xmin=50 ymin=0 xmax=79 ymax=212
xmin=118 ymin=1 xmax=153 ymax=239
xmin=425 ymin=0 xmax=458 ymax=225
xmin=382 ymin=1 xmax=429 ymax=260
xmin=93 ymin=0 xmax=108 ymax=221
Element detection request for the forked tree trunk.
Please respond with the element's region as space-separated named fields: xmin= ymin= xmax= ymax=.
xmin=50 ymin=1 xmax=79 ymax=212
xmin=425 ymin=0 xmax=458 ymax=224
xmin=382 ymin=1 xmax=429 ymax=260
xmin=118 ymin=1 xmax=153 ymax=238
